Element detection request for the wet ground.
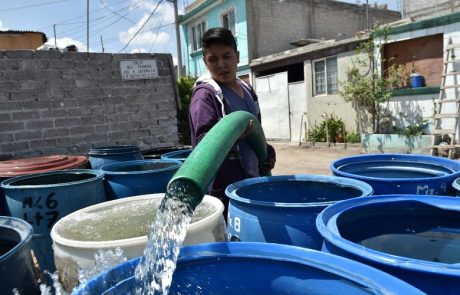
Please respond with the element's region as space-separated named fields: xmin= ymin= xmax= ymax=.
xmin=270 ymin=142 xmax=362 ymax=176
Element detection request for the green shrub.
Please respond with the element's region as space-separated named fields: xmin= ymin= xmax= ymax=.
xmin=345 ymin=132 xmax=361 ymax=143
xmin=176 ymin=76 xmax=197 ymax=145
xmin=307 ymin=114 xmax=344 ymax=143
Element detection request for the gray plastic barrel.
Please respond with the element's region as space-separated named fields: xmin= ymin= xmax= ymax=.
xmin=331 ymin=153 xmax=460 ymax=195
xmin=1 ymin=169 xmax=106 ymax=272
xmin=317 ymin=194 xmax=460 ymax=295
xmin=226 ymin=175 xmax=373 ymax=249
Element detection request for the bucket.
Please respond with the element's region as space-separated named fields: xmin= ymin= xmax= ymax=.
xmin=1 ymin=169 xmax=106 ymax=272
xmin=451 ymin=177 xmax=460 ymax=196
xmin=316 ymin=194 xmax=460 ymax=295
xmin=410 ymin=73 xmax=424 ymax=88
xmin=0 ymin=216 xmax=39 ymax=294
xmin=100 ymin=159 xmax=182 ymax=199
xmin=331 ymin=153 xmax=460 ymax=195
xmin=51 ymin=194 xmax=226 ymax=292
xmin=225 ymin=175 xmax=373 ymax=249
xmin=141 ymin=146 xmax=192 ymax=160
xmin=160 ymin=148 xmax=193 ymax=162
xmin=0 ymin=155 xmax=88 ymax=216
xmin=72 ymin=242 xmax=423 ymax=294
xmin=88 ymin=145 xmax=143 ymax=170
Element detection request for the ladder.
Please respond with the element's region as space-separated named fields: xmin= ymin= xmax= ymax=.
xmin=430 ymin=38 xmax=460 ymax=159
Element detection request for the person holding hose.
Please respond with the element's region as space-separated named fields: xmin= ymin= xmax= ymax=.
xmin=189 ymin=27 xmax=276 ymax=218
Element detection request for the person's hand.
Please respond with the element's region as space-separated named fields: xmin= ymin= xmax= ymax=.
xmin=259 ymin=158 xmax=276 ymax=176
xmin=238 ymin=119 xmax=253 ymax=141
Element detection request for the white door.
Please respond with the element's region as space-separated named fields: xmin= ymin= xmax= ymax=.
xmin=255 ymin=72 xmax=290 ymax=140
xmin=289 ymin=81 xmax=307 ymax=142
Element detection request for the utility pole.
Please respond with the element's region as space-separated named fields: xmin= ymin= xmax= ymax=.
xmin=53 ymin=24 xmax=57 ymax=48
xmin=100 ymin=35 xmax=105 ymax=53
xmin=87 ymin=0 xmax=89 ymax=52
xmin=169 ymin=0 xmax=183 ymax=77
xmin=365 ymin=0 xmax=370 ymax=31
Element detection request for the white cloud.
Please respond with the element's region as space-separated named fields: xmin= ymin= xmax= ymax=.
xmin=130 ymin=47 xmax=148 ymax=53
xmin=131 ymin=0 xmax=175 ymax=23
xmin=0 ymin=20 xmax=8 ymax=30
xmin=42 ymin=37 xmax=87 ymax=52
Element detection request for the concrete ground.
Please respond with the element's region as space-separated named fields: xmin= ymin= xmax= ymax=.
xmin=269 ymin=142 xmax=362 ymax=176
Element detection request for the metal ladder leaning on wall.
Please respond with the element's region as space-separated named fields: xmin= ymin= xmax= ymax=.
xmin=430 ymin=38 xmax=460 ymax=159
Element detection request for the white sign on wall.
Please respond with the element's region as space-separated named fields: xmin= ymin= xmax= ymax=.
xmin=120 ymin=59 xmax=159 ymax=80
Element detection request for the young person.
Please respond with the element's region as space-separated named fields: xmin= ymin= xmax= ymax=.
xmin=189 ymin=27 xmax=276 ymax=217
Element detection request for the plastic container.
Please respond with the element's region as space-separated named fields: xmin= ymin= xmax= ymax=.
xmin=141 ymin=146 xmax=192 ymax=160
xmin=160 ymin=148 xmax=193 ymax=162
xmin=72 ymin=242 xmax=423 ymax=294
xmin=331 ymin=153 xmax=460 ymax=195
xmin=225 ymin=174 xmax=373 ymax=249
xmin=100 ymin=159 xmax=182 ymax=199
xmin=51 ymin=194 xmax=226 ymax=292
xmin=410 ymin=73 xmax=424 ymax=88
xmin=1 ymin=169 xmax=106 ymax=272
xmin=0 ymin=155 xmax=88 ymax=216
xmin=88 ymin=145 xmax=143 ymax=170
xmin=317 ymin=194 xmax=460 ymax=295
xmin=0 ymin=216 xmax=39 ymax=294
xmin=451 ymin=177 xmax=460 ymax=196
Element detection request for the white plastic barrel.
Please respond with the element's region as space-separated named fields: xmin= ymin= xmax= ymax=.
xmin=50 ymin=193 xmax=226 ymax=291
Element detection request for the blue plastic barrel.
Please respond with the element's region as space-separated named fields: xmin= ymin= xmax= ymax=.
xmin=317 ymin=194 xmax=460 ymax=295
xmin=225 ymin=175 xmax=373 ymax=249
xmin=0 ymin=216 xmax=39 ymax=294
xmin=331 ymin=153 xmax=460 ymax=195
xmin=72 ymin=242 xmax=423 ymax=294
xmin=100 ymin=159 xmax=182 ymax=199
xmin=142 ymin=146 xmax=192 ymax=160
xmin=1 ymin=169 xmax=106 ymax=272
xmin=410 ymin=73 xmax=424 ymax=88
xmin=452 ymin=177 xmax=460 ymax=196
xmin=88 ymin=145 xmax=143 ymax=169
xmin=160 ymin=148 xmax=193 ymax=162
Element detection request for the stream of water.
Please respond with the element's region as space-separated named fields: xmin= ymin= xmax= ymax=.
xmin=134 ymin=180 xmax=202 ymax=294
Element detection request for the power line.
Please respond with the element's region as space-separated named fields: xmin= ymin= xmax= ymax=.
xmin=119 ymin=0 xmax=165 ymax=52
xmin=0 ymin=0 xmax=72 ymax=13
xmin=149 ymin=3 xmax=169 ymax=52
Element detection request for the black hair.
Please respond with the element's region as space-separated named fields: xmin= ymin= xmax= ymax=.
xmin=201 ymin=27 xmax=237 ymax=52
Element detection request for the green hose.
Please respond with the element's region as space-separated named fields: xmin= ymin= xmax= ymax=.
xmin=167 ymin=110 xmax=270 ymax=210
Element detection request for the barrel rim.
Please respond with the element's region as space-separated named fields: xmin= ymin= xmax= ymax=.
xmin=316 ymin=194 xmax=460 ymax=275
xmin=88 ymin=145 xmax=141 ymax=156
xmin=0 ymin=216 xmax=33 ymax=262
xmin=50 ymin=194 xmax=223 ymax=249
xmin=330 ymin=153 xmax=460 ymax=183
xmin=160 ymin=148 xmax=193 ymax=160
xmin=225 ymin=174 xmax=373 ymax=207
xmin=100 ymin=159 xmax=182 ymax=175
xmin=0 ymin=169 xmax=105 ymax=189
xmin=72 ymin=242 xmax=424 ymax=294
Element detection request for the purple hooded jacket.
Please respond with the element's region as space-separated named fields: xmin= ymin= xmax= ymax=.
xmin=189 ymin=73 xmax=276 ymax=212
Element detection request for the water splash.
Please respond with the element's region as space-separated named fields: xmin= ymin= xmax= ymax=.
xmin=78 ymin=247 xmax=128 ymax=285
xmin=134 ymin=180 xmax=202 ymax=294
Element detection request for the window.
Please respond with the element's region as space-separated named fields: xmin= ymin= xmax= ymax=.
xmin=221 ymin=9 xmax=236 ymax=35
xmin=191 ymin=20 xmax=206 ymax=51
xmin=313 ymin=57 xmax=337 ymax=95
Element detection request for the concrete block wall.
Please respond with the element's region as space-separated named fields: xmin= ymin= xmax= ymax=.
xmin=0 ymin=50 xmax=180 ymax=160
xmin=404 ymin=0 xmax=460 ymax=20
xmin=248 ymin=0 xmax=401 ymax=60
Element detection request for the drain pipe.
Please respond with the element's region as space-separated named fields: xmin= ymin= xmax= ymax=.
xmin=168 ymin=111 xmax=270 ymax=210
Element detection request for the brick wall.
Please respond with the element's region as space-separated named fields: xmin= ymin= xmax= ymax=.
xmin=0 ymin=50 xmax=180 ymax=160
xmin=384 ymin=34 xmax=443 ymax=87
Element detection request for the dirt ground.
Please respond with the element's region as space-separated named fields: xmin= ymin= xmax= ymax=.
xmin=269 ymin=142 xmax=362 ymax=176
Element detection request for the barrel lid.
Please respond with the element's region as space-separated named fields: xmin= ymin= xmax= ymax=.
xmin=0 ymin=155 xmax=88 ymax=177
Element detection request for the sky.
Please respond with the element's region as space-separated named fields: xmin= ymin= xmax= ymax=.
xmin=0 ymin=0 xmax=401 ymax=65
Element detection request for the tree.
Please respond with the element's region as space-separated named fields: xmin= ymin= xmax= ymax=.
xmin=339 ymin=26 xmax=407 ymax=133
